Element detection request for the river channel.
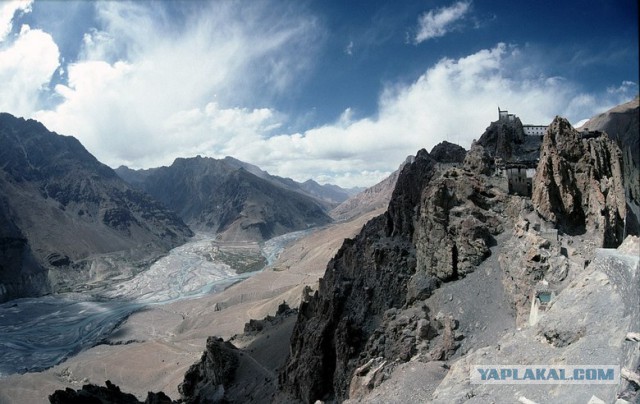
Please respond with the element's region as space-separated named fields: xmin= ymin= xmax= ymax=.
xmin=0 ymin=230 xmax=308 ymax=376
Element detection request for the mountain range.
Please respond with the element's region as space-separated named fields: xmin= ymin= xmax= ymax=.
xmin=115 ymin=156 xmax=338 ymax=242
xmin=0 ymin=113 xmax=367 ymax=302
xmin=0 ymin=113 xmax=194 ymax=302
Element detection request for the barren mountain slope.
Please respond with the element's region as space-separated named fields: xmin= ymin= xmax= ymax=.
xmin=0 ymin=113 xmax=192 ymax=302
xmin=117 ymin=156 xmax=332 ymax=242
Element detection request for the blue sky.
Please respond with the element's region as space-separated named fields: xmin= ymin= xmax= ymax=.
xmin=0 ymin=0 xmax=637 ymax=187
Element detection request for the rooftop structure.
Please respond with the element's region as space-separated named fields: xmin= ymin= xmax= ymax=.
xmin=498 ymin=107 xmax=548 ymax=136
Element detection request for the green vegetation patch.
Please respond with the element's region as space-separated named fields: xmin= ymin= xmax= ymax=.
xmin=208 ymin=246 xmax=267 ymax=274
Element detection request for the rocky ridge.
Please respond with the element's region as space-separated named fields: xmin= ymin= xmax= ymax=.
xmin=278 ymin=111 xmax=635 ymax=402
xmin=116 ymin=156 xmax=332 ymax=242
xmin=278 ymin=147 xmax=518 ymax=402
xmin=532 ymin=116 xmax=626 ymax=247
xmin=222 ymin=156 xmax=359 ymax=205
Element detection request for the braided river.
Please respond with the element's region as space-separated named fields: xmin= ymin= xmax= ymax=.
xmin=0 ymin=230 xmax=307 ymax=376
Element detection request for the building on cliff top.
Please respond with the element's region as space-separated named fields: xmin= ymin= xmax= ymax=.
xmin=498 ymin=107 xmax=548 ymax=136
xmin=495 ymin=107 xmax=548 ymax=197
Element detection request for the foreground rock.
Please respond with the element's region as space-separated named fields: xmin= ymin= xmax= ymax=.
xmin=49 ymin=380 xmax=172 ymax=404
xmin=431 ymin=236 xmax=640 ymax=404
xmin=279 ymin=148 xmax=515 ymax=402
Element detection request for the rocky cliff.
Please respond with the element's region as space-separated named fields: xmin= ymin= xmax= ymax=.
xmin=579 ymin=97 xmax=640 ymax=234
xmin=278 ymin=147 xmax=514 ymax=402
xmin=117 ymin=156 xmax=332 ymax=242
xmin=532 ymin=116 xmax=626 ymax=247
xmin=476 ymin=115 xmax=542 ymax=162
xmin=0 ymin=113 xmax=193 ymax=302
xmin=278 ymin=113 xmax=633 ymax=402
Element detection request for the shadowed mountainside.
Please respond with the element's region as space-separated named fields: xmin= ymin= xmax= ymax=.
xmin=116 ymin=156 xmax=333 ymax=242
xmin=0 ymin=113 xmax=193 ymax=302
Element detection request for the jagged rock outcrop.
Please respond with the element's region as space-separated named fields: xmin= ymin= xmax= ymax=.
xmin=117 ymin=156 xmax=332 ymax=242
xmin=279 ymin=149 xmax=509 ymax=402
xmin=179 ymin=337 xmax=239 ymax=403
xmin=462 ymin=142 xmax=492 ymax=175
xmin=476 ymin=115 xmax=545 ymax=163
xmin=579 ymin=97 xmax=640 ymax=234
xmin=0 ymin=113 xmax=193 ymax=302
xmin=476 ymin=115 xmax=526 ymax=160
xmin=49 ymin=380 xmax=173 ymax=404
xmin=413 ymin=168 xmax=505 ymax=285
xmin=429 ymin=141 xmax=467 ymax=164
xmin=532 ymin=116 xmax=626 ymax=247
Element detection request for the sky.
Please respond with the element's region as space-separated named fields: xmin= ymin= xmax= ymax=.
xmin=0 ymin=0 xmax=638 ymax=188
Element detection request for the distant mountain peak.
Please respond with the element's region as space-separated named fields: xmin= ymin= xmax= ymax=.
xmin=117 ymin=156 xmax=333 ymax=242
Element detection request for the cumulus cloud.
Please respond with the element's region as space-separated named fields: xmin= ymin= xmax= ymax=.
xmin=3 ymin=2 xmax=635 ymax=189
xmin=228 ymin=43 xmax=637 ymax=187
xmin=0 ymin=0 xmax=32 ymax=42
xmin=0 ymin=24 xmax=59 ymax=116
xmin=35 ymin=1 xmax=320 ymax=168
xmin=415 ymin=1 xmax=471 ymax=44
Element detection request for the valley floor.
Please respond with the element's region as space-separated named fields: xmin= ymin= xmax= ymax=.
xmin=0 ymin=209 xmax=384 ymax=404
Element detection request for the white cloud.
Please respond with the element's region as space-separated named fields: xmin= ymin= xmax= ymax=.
xmin=0 ymin=0 xmax=32 ymax=42
xmin=345 ymin=40 xmax=354 ymax=55
xmin=3 ymin=2 xmax=635 ymax=189
xmin=607 ymin=80 xmax=638 ymax=95
xmin=415 ymin=1 xmax=471 ymax=44
xmin=0 ymin=24 xmax=59 ymax=117
xmin=34 ymin=1 xmax=320 ymax=168
xmin=226 ymin=43 xmax=636 ymax=188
